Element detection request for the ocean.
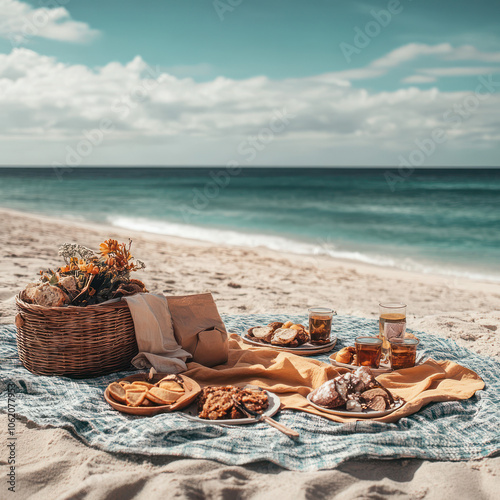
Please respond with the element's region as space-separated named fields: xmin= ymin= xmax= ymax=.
xmin=1 ymin=167 xmax=499 ymax=282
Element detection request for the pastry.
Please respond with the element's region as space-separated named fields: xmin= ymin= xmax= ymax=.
xmin=147 ymin=387 xmax=182 ymax=405
xmin=108 ymin=382 xmax=127 ymax=404
xmin=309 ymin=367 xmax=398 ymax=412
xmin=125 ymin=389 xmax=147 ymax=407
xmin=309 ymin=380 xmax=345 ymax=408
xmin=158 ymin=380 xmax=184 ymax=392
xmin=248 ymin=321 xmax=310 ymax=347
xmin=132 ymin=381 xmax=154 ymax=389
xmin=107 ymin=375 xmax=186 ymax=408
xmin=248 ymin=326 xmax=275 ymax=343
xmin=271 ymin=327 xmax=300 ymax=346
xmin=197 ymin=386 xmax=269 ymax=420
xmin=268 ymin=322 xmax=284 ymax=331
xmin=271 ymin=325 xmax=310 ymax=347
xmin=335 ymin=346 xmax=356 ymax=364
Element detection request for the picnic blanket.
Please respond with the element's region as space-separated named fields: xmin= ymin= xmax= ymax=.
xmin=185 ymin=336 xmax=484 ymax=423
xmin=0 ymin=314 xmax=499 ymax=471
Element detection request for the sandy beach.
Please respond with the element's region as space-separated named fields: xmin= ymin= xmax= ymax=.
xmin=1 ymin=207 xmax=499 ymax=499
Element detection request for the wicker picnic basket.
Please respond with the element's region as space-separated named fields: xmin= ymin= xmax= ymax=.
xmin=15 ymin=292 xmax=138 ymax=378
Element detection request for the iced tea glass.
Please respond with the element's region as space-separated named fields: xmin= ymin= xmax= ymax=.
xmin=355 ymin=336 xmax=382 ymax=368
xmin=379 ymin=302 xmax=406 ymax=363
xmin=389 ymin=338 xmax=419 ymax=370
xmin=308 ymin=307 xmax=334 ymax=345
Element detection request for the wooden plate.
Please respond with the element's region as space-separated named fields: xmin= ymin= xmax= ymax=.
xmin=104 ymin=373 xmax=201 ymax=416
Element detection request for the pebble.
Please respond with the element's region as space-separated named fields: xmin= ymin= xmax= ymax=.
xmin=460 ymin=333 xmax=477 ymax=341
xmin=482 ymin=325 xmax=497 ymax=331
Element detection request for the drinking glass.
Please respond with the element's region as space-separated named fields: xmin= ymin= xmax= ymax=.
xmin=308 ymin=307 xmax=334 ymax=345
xmin=379 ymin=302 xmax=406 ymax=362
xmin=389 ymin=338 xmax=419 ymax=370
xmin=355 ymin=336 xmax=382 ymax=368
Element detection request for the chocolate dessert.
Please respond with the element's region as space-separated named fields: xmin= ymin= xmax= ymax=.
xmin=309 ymin=366 xmax=398 ymax=412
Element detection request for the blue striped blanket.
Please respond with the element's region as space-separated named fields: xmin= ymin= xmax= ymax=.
xmin=0 ymin=314 xmax=498 ymax=471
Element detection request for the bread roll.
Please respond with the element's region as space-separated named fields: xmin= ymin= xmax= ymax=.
xmin=336 ymin=346 xmax=355 ymax=364
xmin=24 ymin=283 xmax=40 ymax=304
xmin=33 ymin=283 xmax=69 ymax=307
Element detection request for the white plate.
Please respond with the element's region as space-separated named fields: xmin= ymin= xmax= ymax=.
xmin=242 ymin=334 xmax=337 ymax=355
xmin=329 ymin=356 xmax=392 ymax=375
xmin=182 ymin=391 xmax=281 ymax=425
xmin=306 ymin=392 xmax=405 ymax=418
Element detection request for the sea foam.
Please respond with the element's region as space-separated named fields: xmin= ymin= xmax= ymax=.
xmin=109 ymin=216 xmax=500 ymax=282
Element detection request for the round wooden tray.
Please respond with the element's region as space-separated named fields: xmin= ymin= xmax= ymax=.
xmin=104 ymin=373 xmax=201 ymax=416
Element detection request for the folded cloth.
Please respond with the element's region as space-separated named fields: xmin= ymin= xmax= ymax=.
xmin=123 ymin=293 xmax=191 ymax=373
xmin=184 ymin=335 xmax=484 ymax=423
xmin=167 ymin=293 xmax=229 ymax=367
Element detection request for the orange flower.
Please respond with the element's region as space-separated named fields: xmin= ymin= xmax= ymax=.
xmin=100 ymin=239 xmax=119 ymax=256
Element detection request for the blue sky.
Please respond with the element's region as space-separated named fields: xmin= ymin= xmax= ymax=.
xmin=0 ymin=0 xmax=499 ymax=166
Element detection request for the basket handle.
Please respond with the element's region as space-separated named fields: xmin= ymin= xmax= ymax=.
xmin=15 ymin=313 xmax=25 ymax=328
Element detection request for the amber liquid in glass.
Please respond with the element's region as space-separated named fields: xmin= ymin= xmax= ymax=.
xmin=390 ymin=345 xmax=417 ymax=370
xmin=379 ymin=313 xmax=406 ymax=352
xmin=356 ymin=344 xmax=382 ymax=368
xmin=309 ymin=316 xmax=332 ymax=345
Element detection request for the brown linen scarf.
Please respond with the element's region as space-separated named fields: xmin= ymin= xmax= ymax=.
xmin=167 ymin=293 xmax=229 ymax=367
xmin=183 ymin=335 xmax=484 ymax=423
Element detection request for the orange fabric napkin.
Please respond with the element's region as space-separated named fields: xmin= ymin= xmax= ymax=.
xmin=183 ymin=334 xmax=484 ymax=423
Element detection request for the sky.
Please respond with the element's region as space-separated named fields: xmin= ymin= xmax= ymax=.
xmin=0 ymin=0 xmax=499 ymax=166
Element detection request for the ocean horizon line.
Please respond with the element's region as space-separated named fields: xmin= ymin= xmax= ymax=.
xmin=1 ymin=165 xmax=500 ymax=170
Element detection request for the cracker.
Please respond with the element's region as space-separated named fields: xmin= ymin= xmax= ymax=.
xmin=147 ymin=387 xmax=180 ymax=405
xmin=125 ymin=389 xmax=147 ymax=407
xmin=158 ymin=381 xmax=184 ymax=393
xmin=132 ymin=381 xmax=154 ymax=389
xmin=108 ymin=382 xmax=127 ymax=404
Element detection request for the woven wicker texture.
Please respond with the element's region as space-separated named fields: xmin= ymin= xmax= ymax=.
xmin=15 ymin=293 xmax=138 ymax=378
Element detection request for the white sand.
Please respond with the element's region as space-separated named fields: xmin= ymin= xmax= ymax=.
xmin=1 ymin=207 xmax=499 ymax=499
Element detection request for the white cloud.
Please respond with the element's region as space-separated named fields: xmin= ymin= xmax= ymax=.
xmin=444 ymin=45 xmax=500 ymax=63
xmin=419 ymin=66 xmax=500 ymax=77
xmin=370 ymin=43 xmax=453 ymax=69
xmin=0 ymin=48 xmax=499 ymax=166
xmin=401 ymin=75 xmax=436 ymax=84
xmin=0 ymin=0 xmax=99 ymax=44
xmin=331 ymin=43 xmax=500 ymax=82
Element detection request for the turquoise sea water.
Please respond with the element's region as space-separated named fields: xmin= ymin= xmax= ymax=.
xmin=0 ymin=167 xmax=499 ymax=281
